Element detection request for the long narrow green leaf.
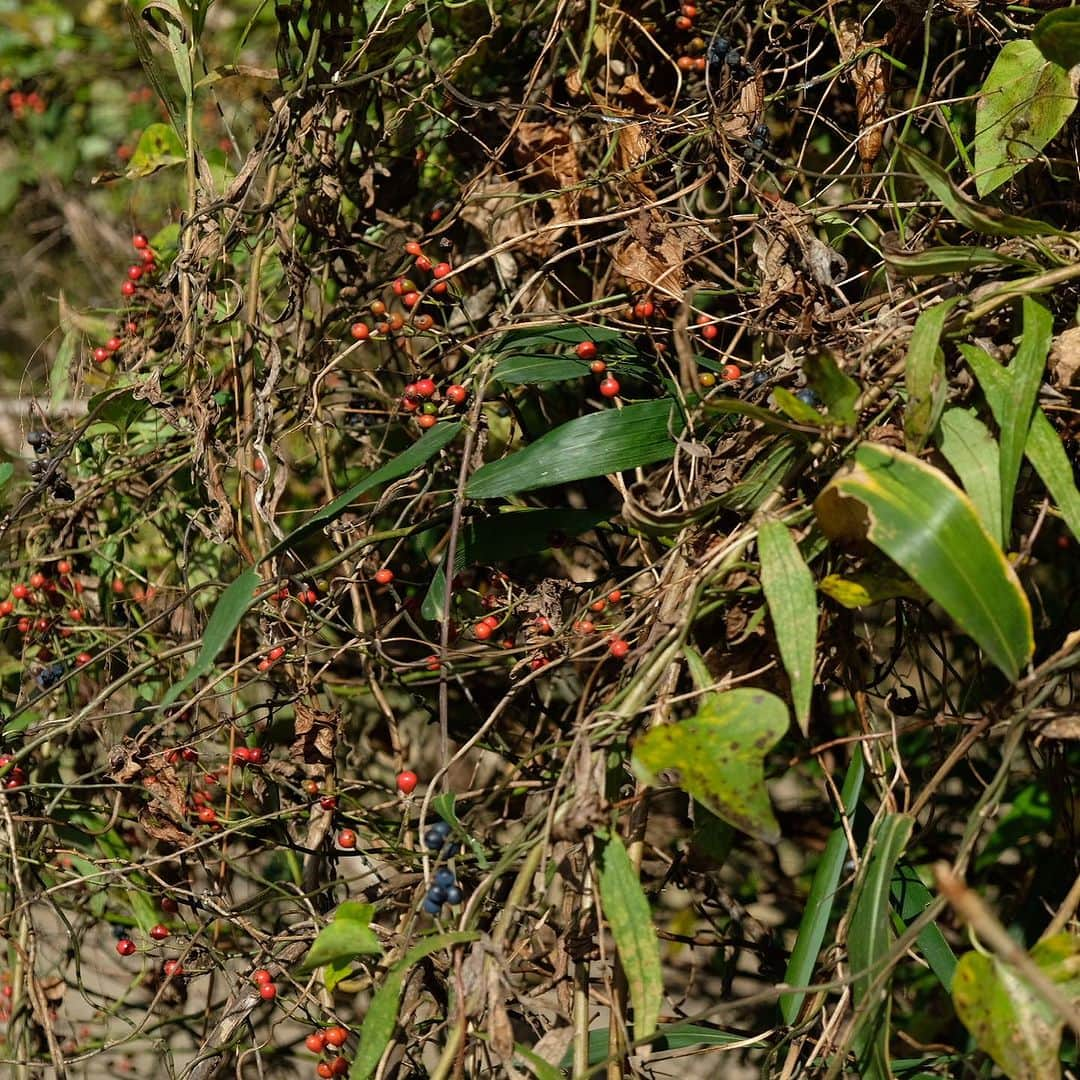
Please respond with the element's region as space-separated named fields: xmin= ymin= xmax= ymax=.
xmin=598 ymin=835 xmax=663 ymax=1042
xmin=267 ymin=422 xmax=461 ymax=558
xmin=349 ymin=932 xmax=478 ymax=1080
xmin=161 ymin=569 xmax=261 ymax=708
xmin=961 ymin=343 xmax=1080 ymax=541
xmin=467 ymin=400 xmax=679 ymax=499
xmin=781 ymin=755 xmax=865 ymax=1023
xmin=815 ymin=443 xmax=1033 ymax=681
xmin=883 ymin=245 xmax=1034 ymax=277
xmin=558 ymin=1023 xmax=748 ymax=1069
xmin=937 ymin=408 xmax=1003 ymax=547
xmin=904 ymin=298 xmax=959 ymax=453
xmin=848 ymin=814 xmax=914 ymax=1079
xmin=758 ymin=519 xmax=817 ymax=735
xmin=996 ymin=298 xmax=1053 ymax=541
xmin=890 ymin=864 xmax=957 ymax=992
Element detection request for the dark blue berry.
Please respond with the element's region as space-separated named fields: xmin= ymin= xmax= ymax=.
xmin=796 ymin=388 xmax=819 ymax=406
xmin=112 ymin=924 xmax=130 ymax=939
xmin=428 ymin=884 xmax=448 ymax=903
xmin=751 ymin=370 xmax=769 ymax=386
xmin=432 ymin=820 xmax=451 ymax=837
xmin=444 ymin=842 xmax=461 ymax=858
xmin=435 ymin=868 xmax=455 ymax=888
xmin=424 ymin=829 xmax=443 ymax=851
xmin=445 ymin=885 xmax=463 ymax=905
xmin=422 ymin=897 xmax=442 ymax=915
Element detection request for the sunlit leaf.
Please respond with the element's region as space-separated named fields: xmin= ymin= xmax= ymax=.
xmin=125 ymin=122 xmax=186 ymax=179
xmin=904 ymin=298 xmax=959 ymax=452
xmin=937 ymin=409 xmax=1003 ymax=547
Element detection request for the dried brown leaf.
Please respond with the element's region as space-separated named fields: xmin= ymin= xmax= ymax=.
xmin=291 ymin=702 xmax=340 ymax=768
xmin=1051 ymin=326 xmax=1080 ymax=388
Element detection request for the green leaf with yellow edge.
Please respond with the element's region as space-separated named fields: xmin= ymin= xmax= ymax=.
xmin=631 ymin=688 xmax=788 ymax=844
xmin=816 ymin=443 xmax=1032 ymax=681
xmin=126 ymin=122 xmax=186 ymax=179
xmin=758 ymin=519 xmax=817 ymax=735
xmin=819 ymin=571 xmax=924 ymax=609
xmin=598 ymin=835 xmax=663 ymax=1041
xmin=953 ymin=932 xmax=1080 ymax=1080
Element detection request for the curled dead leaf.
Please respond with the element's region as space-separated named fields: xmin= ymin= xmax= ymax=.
xmin=291 ymin=702 xmax=340 ymax=768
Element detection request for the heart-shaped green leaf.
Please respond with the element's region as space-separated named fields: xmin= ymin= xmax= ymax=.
xmin=631 ymin=688 xmax=789 ymax=843
xmin=953 ymin=933 xmax=1080 ymax=1080
xmin=301 ymin=901 xmax=382 ymax=973
xmin=1033 ymin=8 xmax=1080 ymax=70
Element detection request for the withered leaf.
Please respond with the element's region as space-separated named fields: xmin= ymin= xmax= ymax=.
xmin=291 ymin=702 xmax=340 ymax=767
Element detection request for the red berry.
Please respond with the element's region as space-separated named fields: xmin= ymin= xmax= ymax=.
xmin=304 ymin=780 xmax=320 ymax=796
xmin=16 ymin=618 xmax=29 ymax=634
xmin=370 ymin=299 xmax=387 ymax=317
xmin=306 ymin=589 xmax=318 ymax=605
xmin=197 ymin=806 xmax=217 ymax=824
xmin=232 ymin=747 xmax=252 ymax=764
xmin=127 ymin=265 xmax=143 ymax=281
xmin=163 ymin=960 xmax=183 ymax=978
xmin=29 ymin=573 xmax=44 ymax=589
xmin=677 ymin=55 xmax=695 ymax=71
xmin=574 ymin=620 xmax=595 ymax=634
xmin=404 ymin=240 xmax=423 ymax=256
xmin=247 ymin=747 xmax=266 ymax=765
xmin=415 ymin=254 xmax=432 ymax=272
xmin=388 ymin=312 xmax=405 ymax=331
xmin=140 ymin=247 xmax=156 ymax=263
xmin=160 ymin=897 xmax=179 ymax=914
xmin=374 ymin=568 xmax=394 ymax=585
xmin=337 ymin=829 xmax=357 ymax=849
xmin=259 ymin=982 xmax=277 ymax=1000
xmin=446 ymin=384 xmax=467 ymax=405
xmin=392 ymin=277 xmax=414 ymax=296
xmin=722 ymin=364 xmax=741 ymax=381
xmin=474 ymin=621 xmax=494 ymax=641
xmin=608 ymin=590 xmax=623 ymax=603
xmin=253 ymin=968 xmax=273 ymax=984
xmin=0 ymin=601 xmax=12 ymax=617
xmin=126 ymin=321 xmax=138 ymax=334
xmin=591 ymin=598 xmax=607 ymax=612
xmin=432 ymin=262 xmax=452 ymax=278
xmin=330 ymin=1058 xmax=349 ymax=1076
xmin=324 ymin=1026 xmax=348 ymax=1048
xmin=350 ymin=322 xmax=370 ymax=340
xmin=599 ymin=377 xmax=620 ymax=398
xmin=589 ymin=359 xmax=606 ymax=374
xmin=149 ymin=924 xmax=169 ymax=941
xmin=116 ymin=938 xmax=136 ymax=957
xmin=414 ymin=313 xmax=434 ymax=331
xmin=121 ymin=281 xmax=137 ymax=297
xmin=258 ymin=658 xmax=272 ymax=672
xmin=634 ymin=299 xmax=655 ymax=319
xmin=609 ymin=638 xmax=630 ymax=659
xmin=319 ymin=796 xmax=337 ymax=811
xmin=702 ymin=324 xmax=718 ymax=340
xmin=12 ymin=584 xmax=28 ymax=600
xmin=112 ymin=577 xmax=126 ymax=595
xmin=56 ymin=560 xmax=72 ymax=575
xmin=432 ymin=280 xmax=448 ymax=294
xmin=675 ymin=15 xmax=693 ymax=29
xmin=182 ymin=747 xmax=199 ymax=762
xmin=268 ymin=645 xmax=286 ymax=662
xmin=306 ymin=1032 xmax=327 ymax=1054
xmin=396 ymin=770 xmax=418 ymax=795
xmin=417 ymin=414 xmax=437 ymax=429
xmin=402 ymin=290 xmax=421 ymax=308
xmin=681 ymin=3 xmax=698 ymax=15
xmin=132 ymin=233 xmax=149 ymax=250
xmin=534 ymin=616 xmax=552 ymax=634
xmin=575 ymin=340 xmax=597 ymax=361
xmin=317 ymin=1065 xmax=334 ymax=1079
xmin=414 ymin=377 xmax=436 ymax=398
xmin=529 ymin=656 xmax=547 ymax=670
xmin=93 ymin=346 xmax=110 ymax=363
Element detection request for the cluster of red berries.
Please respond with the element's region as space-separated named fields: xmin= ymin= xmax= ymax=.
xmin=672 ymin=4 xmax=709 ymax=73
xmin=2 ymin=561 xmax=95 ymax=666
xmin=348 ymin=243 xmax=453 ymax=344
xmin=698 ymin=364 xmax=741 ymax=388
xmin=5 ymin=89 xmax=46 ymax=118
xmin=401 ymin=377 xmax=468 ymax=429
xmin=118 ymin=232 xmax=158 ymax=300
xmin=305 ymin=1025 xmax=350 ymax=1076
xmin=232 ymin=745 xmax=267 ymax=767
xmin=270 ymin=583 xmax=319 ymax=607
xmin=574 ymin=341 xmax=620 ymax=398
xmin=251 ymin=967 xmax=280 ymax=1001
xmin=0 ymin=755 xmax=26 ymax=791
xmin=257 ymin=644 xmax=286 ymax=672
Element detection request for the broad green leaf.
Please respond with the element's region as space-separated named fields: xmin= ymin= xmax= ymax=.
xmin=815 ymin=443 xmax=1033 ymax=681
xmin=161 ymin=569 xmax=262 ymax=708
xmin=773 ymin=387 xmax=826 ymax=425
xmin=973 ymin=41 xmax=1077 ymax=197
xmin=961 ymin=343 xmax=1080 ymax=542
xmin=126 ymin=122 xmax=186 ymax=179
xmin=496 ymin=324 xmax=625 ymax=352
xmin=804 ymin=353 xmax=859 ymax=426
xmin=598 ymin=836 xmax=663 ymax=1041
xmin=421 ymin=508 xmax=608 ymax=620
xmin=267 ymin=422 xmax=460 ymax=558
xmin=51 ymin=330 xmax=77 ymax=412
xmin=848 ymin=814 xmax=914 ymax=1080
xmin=902 ymin=144 xmax=1061 ymax=237
xmin=513 ymin=1044 xmax=563 ymax=1080
xmin=350 ymin=932 xmax=478 ymax=1080
xmin=0 ymin=463 xmax=12 ymax=492
xmin=467 ymin=400 xmax=679 ymax=499
xmin=716 ymin=440 xmax=800 ymax=512
xmin=904 ymin=298 xmax=959 ymax=452
xmin=819 ymin=571 xmax=923 ymax=608
xmin=890 ymin=864 xmax=956 ymax=992
xmin=493 ymin=354 xmax=593 ymax=384
xmin=631 ymin=688 xmax=789 ymax=844
xmin=757 ymin=519 xmax=817 ymax=735
xmin=953 ymin=932 xmax=1080 ymax=1080
xmin=937 ymin=409 xmax=1003 ymax=547
xmin=301 ymin=902 xmax=382 ymax=973
xmin=781 ymin=755 xmax=865 ymax=1023
xmin=124 ymin=3 xmax=183 ymax=133
xmin=88 ymin=389 xmax=149 ymax=435
xmin=883 ymin=244 xmax=1035 ymax=277
xmin=1033 ymin=8 xmax=1080 ymax=70
xmin=993 ymin=299 xmax=1053 ymax=541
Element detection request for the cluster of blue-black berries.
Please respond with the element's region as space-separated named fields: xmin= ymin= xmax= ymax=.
xmin=422 ymin=821 xmax=464 ymax=915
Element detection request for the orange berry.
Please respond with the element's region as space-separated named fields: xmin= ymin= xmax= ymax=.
xmin=374 ymin=568 xmax=394 ymax=585
xmin=432 ymin=262 xmax=452 ymax=278
xmin=474 ymin=621 xmax=494 ymax=641
xmin=599 ymin=377 xmax=620 ymax=398
xmin=337 ymin=829 xmax=357 ymax=849
xmin=446 ymin=384 xmax=467 ymax=405
xmin=417 ymin=414 xmax=437 ymax=429
xmin=609 ymin=638 xmax=630 ymax=659
xmin=350 ymin=322 xmax=370 ymax=340
xmin=722 ymin=364 xmax=742 ymax=381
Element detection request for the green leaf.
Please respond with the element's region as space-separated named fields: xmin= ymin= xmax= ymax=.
xmin=904 ymin=298 xmax=959 ymax=452
xmin=496 ymin=324 xmax=625 ymax=352
xmin=467 ymin=400 xmax=679 ymax=499
xmin=781 ymin=755 xmax=865 ymax=1023
xmin=848 ymin=814 xmax=914 ymax=1080
xmin=890 ymin=864 xmax=957 ymax=992
xmin=883 ymin=244 xmax=1036 ymax=277
xmin=815 ymin=443 xmax=1033 ymax=681
xmin=301 ymin=902 xmax=382 ymax=974
xmin=0 ymin=463 xmax=13 ymax=492
xmin=818 ymin=570 xmax=924 ymax=608
xmin=1033 ymin=8 xmax=1080 ymax=70
xmin=757 ymin=519 xmax=817 ymax=735
xmin=804 ymin=353 xmax=859 ymax=426
xmin=430 ymin=792 xmax=489 ymax=868
xmin=902 ymin=144 xmax=1061 ymax=237
xmin=493 ymin=354 xmax=593 ymax=384
xmin=937 ymin=409 xmax=1003 ymax=547
xmin=51 ymin=331 xmax=77 ymax=412
xmin=88 ymin=388 xmax=149 ymax=435
xmin=421 ymin=508 xmax=608 ymax=620
xmin=559 ymin=1022 xmax=747 ymax=1069
xmin=953 ymin=932 xmax=1080 ymax=1080
xmin=598 ymin=835 xmax=663 ymax=1041
xmin=995 ymin=298 xmax=1053 ymax=542
xmin=513 ymin=1044 xmax=563 ymax=1080
xmin=961 ymin=344 xmax=1080 ymax=543
xmin=160 ymin=569 xmax=262 ymax=708
xmin=973 ymin=40 xmax=1077 ymax=197
xmin=267 ymin=422 xmax=461 ymax=558
xmin=350 ymin=932 xmax=478 ymax=1080
xmin=125 ymin=122 xmax=186 ymax=179
xmin=772 ymin=387 xmax=826 ymax=425
xmin=631 ymin=688 xmax=789 ymax=844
